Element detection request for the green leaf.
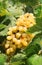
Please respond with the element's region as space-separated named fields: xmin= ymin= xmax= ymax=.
xmin=31 ymin=32 xmax=42 ymax=49
xmin=11 ymin=61 xmax=25 ymax=65
xmin=0 ymin=0 xmax=25 ymax=36
xmin=11 ymin=61 xmax=21 ymax=65
xmin=0 ymin=53 xmax=7 ymax=65
xmin=39 ymin=0 xmax=42 ymax=4
xmin=34 ymin=5 xmax=42 ymax=18
xmin=36 ymin=18 xmax=42 ymax=29
xmin=0 ymin=1 xmax=9 ymax=16
xmin=0 ymin=24 xmax=6 ymax=30
xmin=27 ymin=54 xmax=42 ymax=65
xmin=0 ymin=16 xmax=16 ymax=36
xmin=18 ymin=0 xmax=39 ymax=6
xmin=10 ymin=53 xmax=26 ymax=65
xmin=24 ymin=44 xmax=41 ymax=57
xmin=11 ymin=53 xmax=26 ymax=62
xmin=27 ymin=25 xmax=41 ymax=33
xmin=6 ymin=1 xmax=25 ymax=17
xmin=0 ymin=27 xmax=8 ymax=36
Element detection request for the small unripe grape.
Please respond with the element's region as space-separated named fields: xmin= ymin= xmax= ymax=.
xmin=7 ymin=31 xmax=12 ymax=35
xmin=12 ymin=26 xmax=17 ymax=33
xmin=6 ymin=49 xmax=10 ymax=55
xmin=9 ymin=27 xmax=13 ymax=31
xmin=23 ymin=27 xmax=27 ymax=32
xmin=13 ymin=45 xmax=16 ymax=50
xmin=12 ymin=34 xmax=15 ymax=38
xmin=13 ymin=38 xmax=17 ymax=43
xmin=17 ymin=43 xmax=22 ymax=49
xmin=9 ymin=47 xmax=14 ymax=53
xmin=7 ymin=36 xmax=12 ymax=41
xmin=18 ymin=26 xmax=27 ymax=32
xmin=24 ymin=13 xmax=30 ymax=18
xmin=5 ymin=43 xmax=9 ymax=49
xmin=27 ymin=34 xmax=33 ymax=41
xmin=22 ymin=33 xmax=27 ymax=38
xmin=21 ymin=40 xmax=28 ymax=47
xmin=22 ymin=38 xmax=27 ymax=41
xmin=16 ymin=17 xmax=24 ymax=26
xmin=6 ymin=41 xmax=10 ymax=44
xmin=29 ymin=13 xmax=34 ymax=18
xmin=18 ymin=26 xmax=23 ymax=32
xmin=27 ymin=36 xmax=31 ymax=42
xmin=15 ymin=40 xmax=21 ymax=45
xmin=16 ymin=33 xmax=21 ymax=38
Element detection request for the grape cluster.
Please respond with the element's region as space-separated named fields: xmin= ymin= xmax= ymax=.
xmin=5 ymin=13 xmax=36 ymax=55
xmin=16 ymin=13 xmax=36 ymax=28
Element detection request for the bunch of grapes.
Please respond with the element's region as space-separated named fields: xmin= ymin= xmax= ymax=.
xmin=5 ymin=13 xmax=36 ymax=55
xmin=16 ymin=13 xmax=36 ymax=28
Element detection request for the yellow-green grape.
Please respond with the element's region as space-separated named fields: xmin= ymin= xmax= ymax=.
xmin=23 ymin=27 xmax=27 ymax=32
xmin=6 ymin=41 xmax=10 ymax=44
xmin=16 ymin=33 xmax=21 ymax=39
xmin=7 ymin=31 xmax=12 ymax=35
xmin=6 ymin=48 xmax=10 ymax=55
xmin=12 ymin=45 xmax=16 ymax=50
xmin=15 ymin=40 xmax=21 ymax=45
xmin=27 ymin=36 xmax=31 ymax=42
xmin=21 ymin=40 xmax=28 ymax=47
xmin=7 ymin=36 xmax=12 ymax=41
xmin=24 ymin=13 xmax=30 ymax=18
xmin=27 ymin=34 xmax=33 ymax=42
xmin=12 ymin=26 xmax=18 ymax=33
xmin=13 ymin=38 xmax=17 ymax=43
xmin=29 ymin=13 xmax=35 ymax=18
xmin=22 ymin=38 xmax=27 ymax=41
xmin=12 ymin=34 xmax=15 ymax=38
xmin=9 ymin=27 xmax=13 ymax=31
xmin=17 ymin=43 xmax=22 ymax=49
xmin=16 ymin=17 xmax=24 ymax=26
xmin=5 ymin=43 xmax=9 ymax=49
xmin=16 ymin=13 xmax=36 ymax=28
xmin=9 ymin=47 xmax=14 ymax=53
xmin=18 ymin=26 xmax=27 ymax=32
xmin=22 ymin=33 xmax=27 ymax=38
xmin=18 ymin=26 xmax=23 ymax=32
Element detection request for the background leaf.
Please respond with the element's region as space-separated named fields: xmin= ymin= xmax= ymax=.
xmin=0 ymin=24 xmax=6 ymax=30
xmin=0 ymin=53 xmax=7 ymax=65
xmin=27 ymin=54 xmax=42 ymax=65
xmin=24 ymin=44 xmax=41 ymax=57
xmin=31 ymin=33 xmax=42 ymax=49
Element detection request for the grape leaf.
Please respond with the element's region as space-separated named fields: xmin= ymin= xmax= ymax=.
xmin=0 ymin=24 xmax=6 ymax=31
xmin=11 ymin=53 xmax=26 ymax=62
xmin=27 ymin=54 xmax=42 ymax=65
xmin=0 ymin=0 xmax=25 ymax=36
xmin=31 ymin=33 xmax=42 ymax=49
xmin=11 ymin=61 xmax=25 ymax=65
xmin=0 ymin=54 xmax=7 ymax=65
xmin=34 ymin=5 xmax=42 ymax=18
xmin=24 ymin=44 xmax=41 ymax=57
